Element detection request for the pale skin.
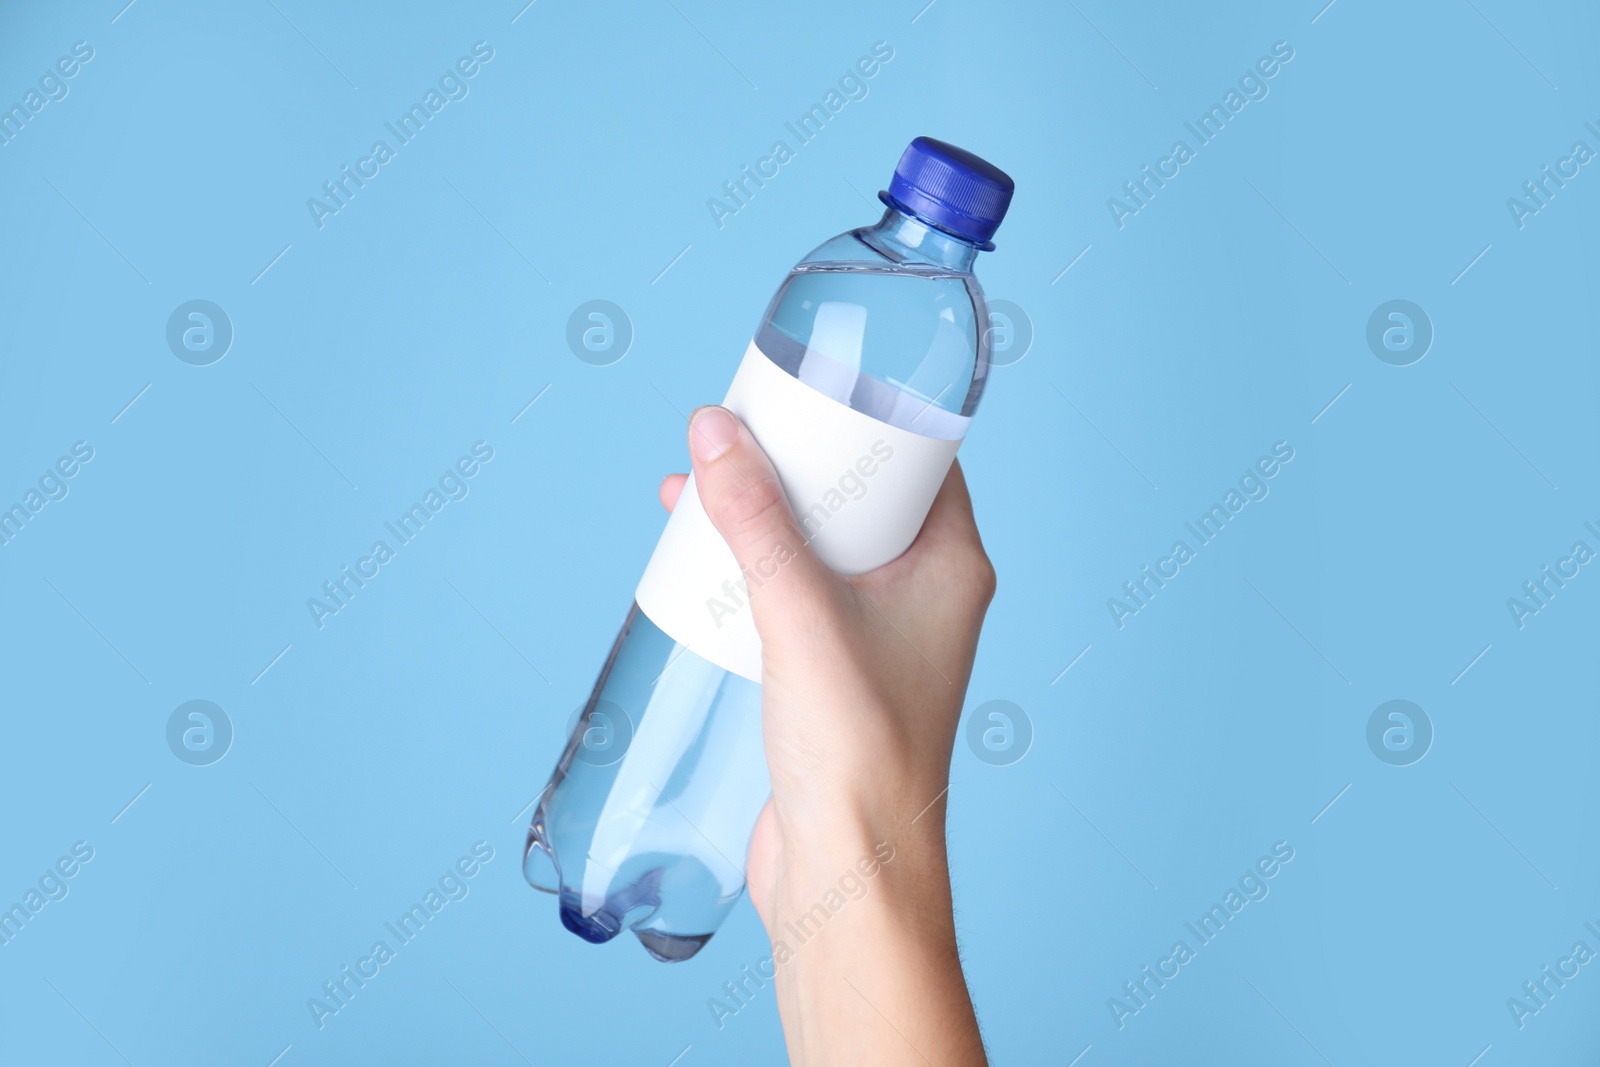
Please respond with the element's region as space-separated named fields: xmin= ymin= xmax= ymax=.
xmin=657 ymin=405 xmax=992 ymax=1067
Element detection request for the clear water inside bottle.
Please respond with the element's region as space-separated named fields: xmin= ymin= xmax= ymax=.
xmin=525 ymin=207 xmax=993 ymax=960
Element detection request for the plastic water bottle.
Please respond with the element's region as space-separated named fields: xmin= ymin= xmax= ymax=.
xmin=524 ymin=137 xmax=1014 ymax=961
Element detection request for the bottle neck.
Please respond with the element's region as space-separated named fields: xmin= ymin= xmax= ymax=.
xmin=859 ymin=207 xmax=980 ymax=272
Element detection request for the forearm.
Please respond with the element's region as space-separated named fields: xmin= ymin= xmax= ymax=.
xmin=767 ymin=827 xmax=987 ymax=1067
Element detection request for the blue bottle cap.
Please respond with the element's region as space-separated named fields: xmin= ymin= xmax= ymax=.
xmin=879 ymin=137 xmax=1014 ymax=251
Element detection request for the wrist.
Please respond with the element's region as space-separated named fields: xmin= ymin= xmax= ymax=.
xmin=763 ymin=839 xmax=983 ymax=1067
xmin=772 ymin=758 xmax=953 ymax=860
xmin=765 ymin=816 xmax=953 ymax=942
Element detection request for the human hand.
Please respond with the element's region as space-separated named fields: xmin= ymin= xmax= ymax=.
xmin=658 ymin=404 xmax=993 ymax=1066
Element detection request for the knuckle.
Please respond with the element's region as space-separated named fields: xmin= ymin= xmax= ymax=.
xmin=974 ymin=554 xmax=998 ymax=604
xmin=716 ymin=471 xmax=792 ymax=549
xmin=956 ymin=543 xmax=998 ymax=607
xmin=971 ymin=557 xmax=998 ymax=607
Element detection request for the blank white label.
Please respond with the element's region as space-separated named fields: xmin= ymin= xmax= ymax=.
xmin=635 ymin=341 xmax=963 ymax=682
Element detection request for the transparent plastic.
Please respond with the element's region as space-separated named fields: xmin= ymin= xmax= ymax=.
xmin=524 ymin=206 xmax=994 ymax=960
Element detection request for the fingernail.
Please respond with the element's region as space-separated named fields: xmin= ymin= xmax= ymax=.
xmin=691 ymin=406 xmax=738 ymax=462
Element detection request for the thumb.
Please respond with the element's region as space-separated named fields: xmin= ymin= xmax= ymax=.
xmin=687 ymin=405 xmax=835 ymax=622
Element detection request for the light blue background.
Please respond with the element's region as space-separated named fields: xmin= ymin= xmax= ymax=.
xmin=1 ymin=0 xmax=1596 ymax=1063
